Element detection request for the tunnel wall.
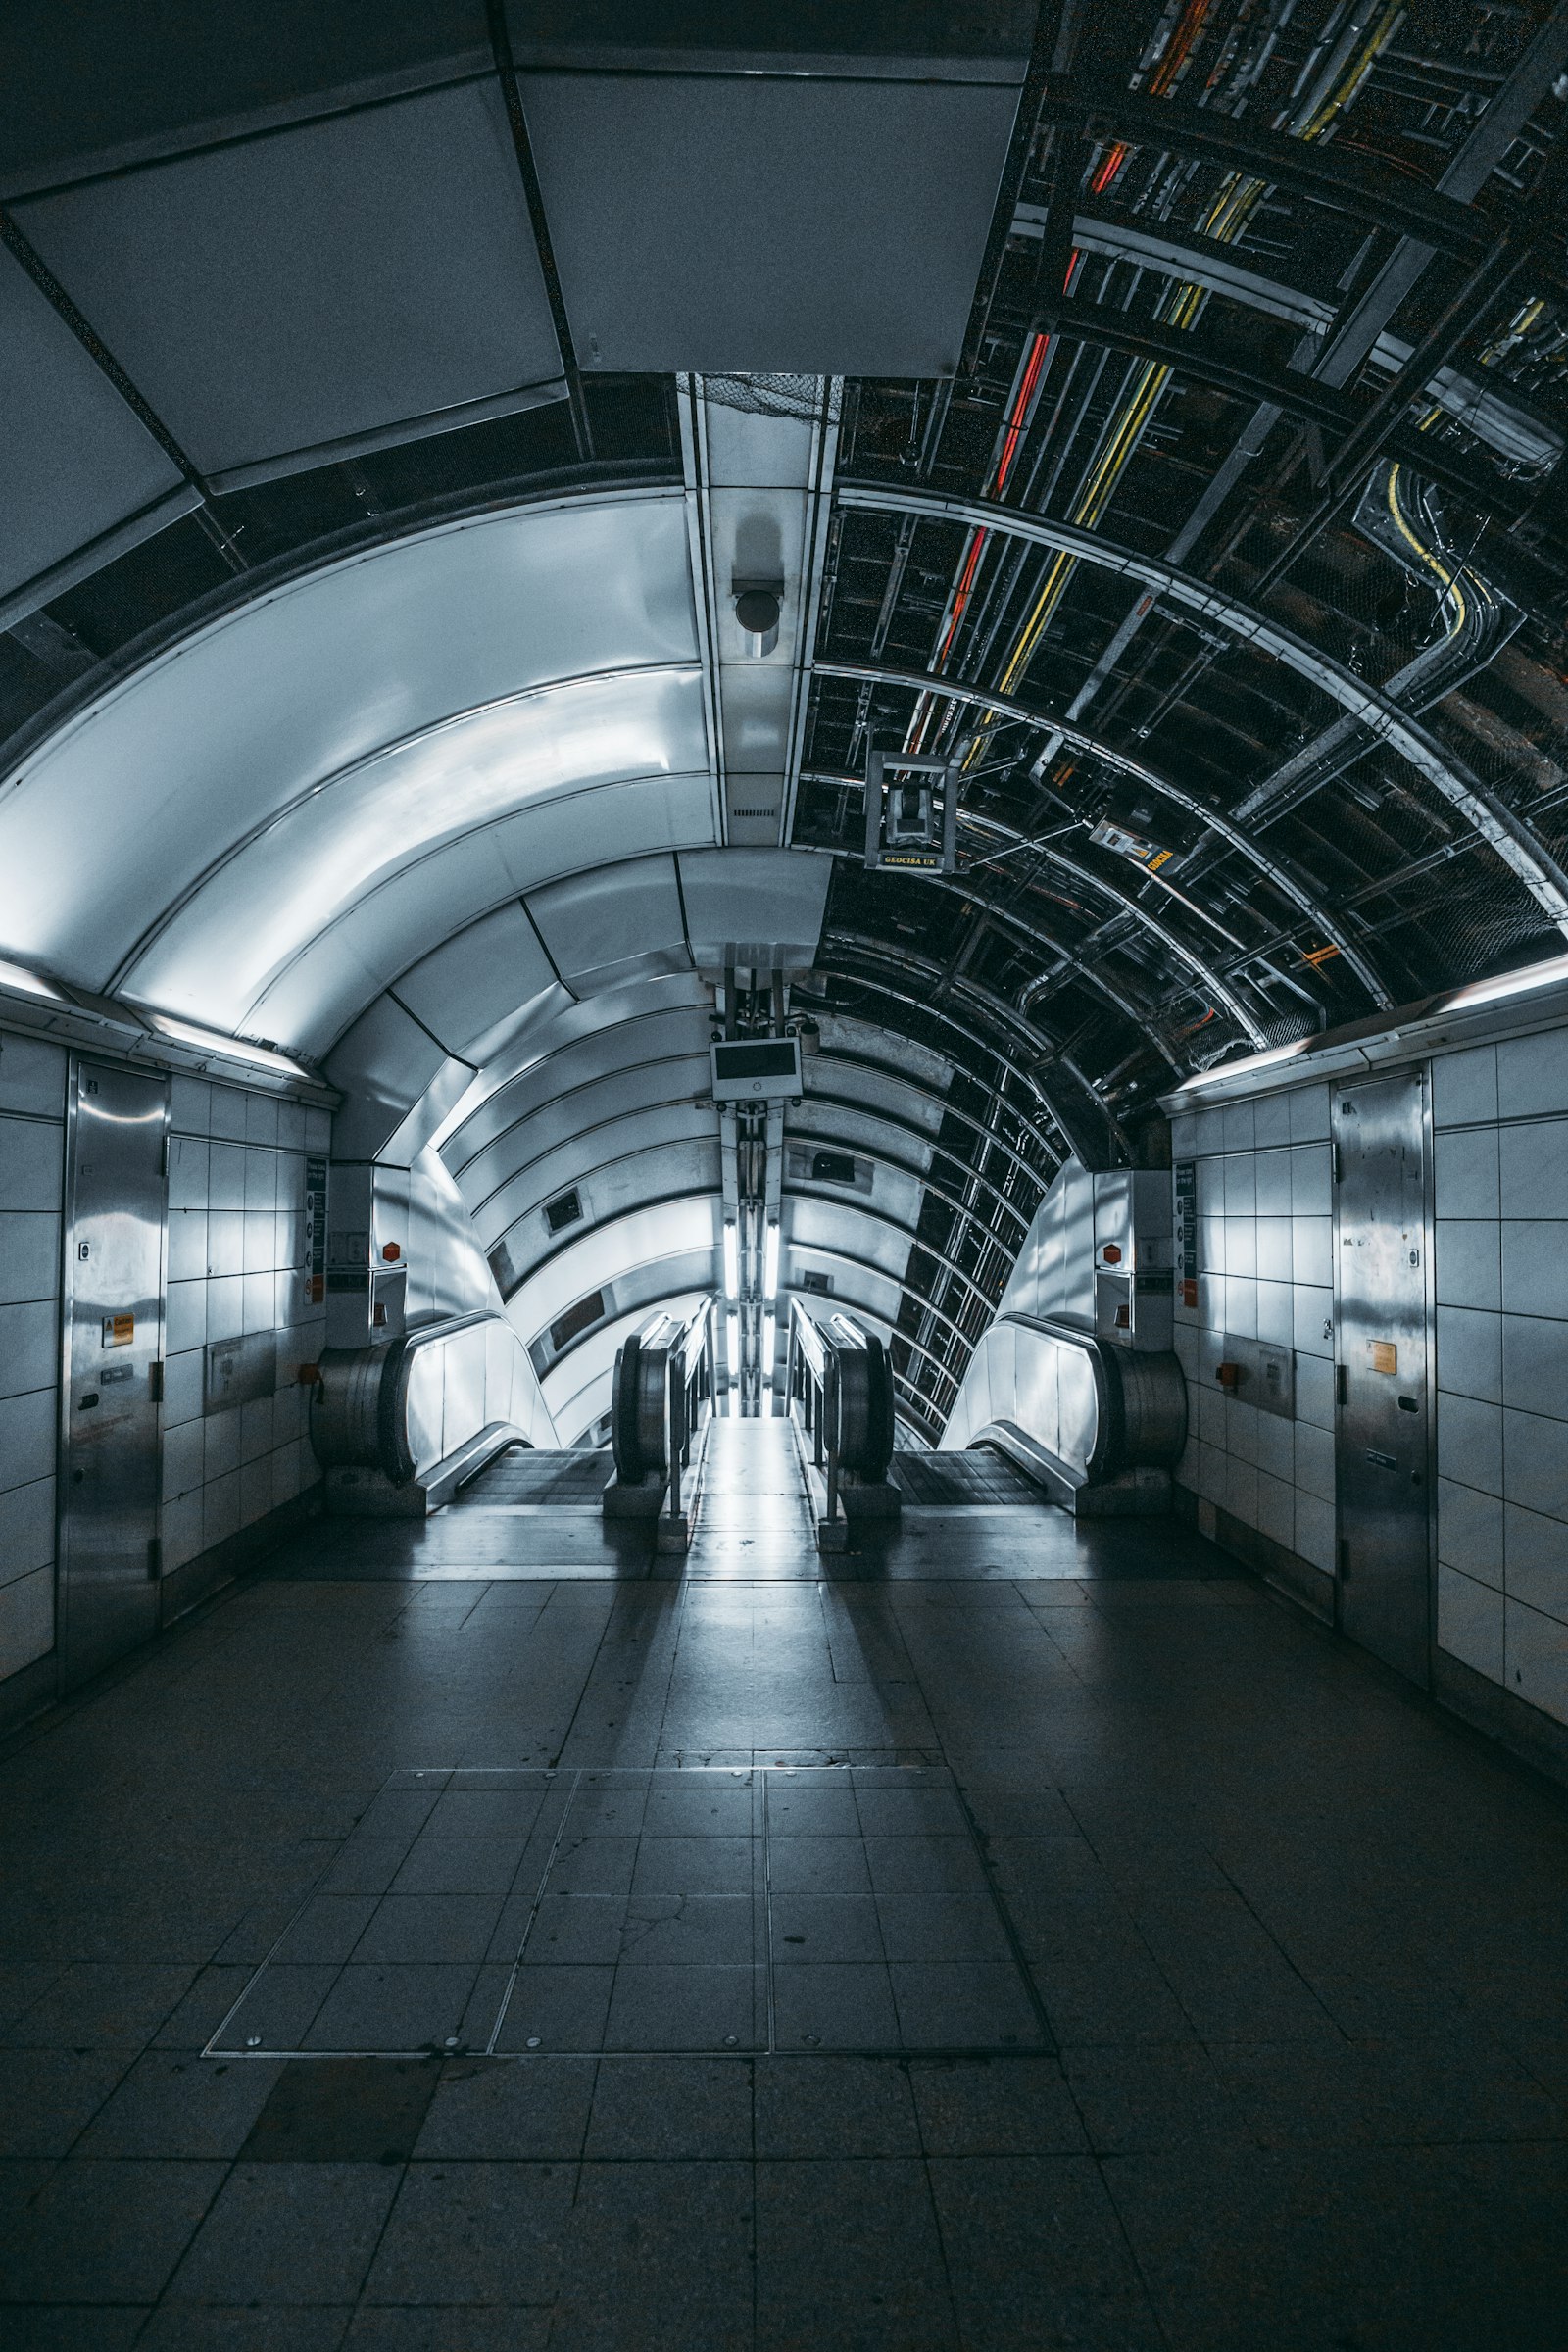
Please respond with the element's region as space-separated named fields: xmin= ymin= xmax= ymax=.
xmin=1168 ymin=994 xmax=1568 ymax=1779
xmin=0 ymin=1025 xmax=331 ymax=1722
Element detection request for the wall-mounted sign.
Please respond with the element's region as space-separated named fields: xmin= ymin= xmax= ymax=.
xmin=304 ymin=1154 xmax=328 ymax=1306
xmin=1174 ymin=1160 xmax=1198 ymax=1308
xmin=102 ymin=1312 xmax=134 ymax=1347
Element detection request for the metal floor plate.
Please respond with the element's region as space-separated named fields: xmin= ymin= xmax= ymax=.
xmin=209 ymin=1765 xmax=1047 ymax=2060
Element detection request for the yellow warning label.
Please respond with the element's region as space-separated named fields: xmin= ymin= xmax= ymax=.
xmin=1367 ymin=1340 xmax=1397 ymax=1375
xmin=102 ymin=1313 xmax=134 ymax=1348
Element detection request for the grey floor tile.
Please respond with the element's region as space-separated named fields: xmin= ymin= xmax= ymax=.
xmin=493 ymin=1967 xmax=613 ymax=2053
xmin=521 ymin=1894 xmax=628 ymax=1966
xmin=76 ymin=2053 xmax=285 ymax=2159
xmin=755 ymin=2055 xmax=920 ymax=2157
xmin=414 ymin=2056 xmax=596 ymax=2158
xmin=352 ymin=1897 xmax=505 ymax=1967
xmin=756 ymin=2157 xmax=957 ymax=2351
xmin=928 ymin=2154 xmax=1152 ymax=2350
xmin=767 ymin=1837 xmax=873 ymax=1897
xmin=889 ymin=1962 xmax=1045 ymax=2051
xmin=271 ymin=1897 xmax=380 ymax=1967
xmin=389 ymin=1838 xmax=526 ymax=1896
xmin=239 ymin=2058 xmax=440 ymax=2162
xmin=874 ymin=1894 xmax=1012 ymax=1964
xmin=167 ymin=2163 xmax=399 ymax=2305
xmin=134 ymin=2310 xmax=352 ymax=2350
xmin=0 ymin=2311 xmax=151 ymax=2350
xmin=772 ymin=1963 xmax=900 ymax=2051
xmin=303 ymin=1965 xmax=482 ymax=2053
xmin=604 ymin=1962 xmax=760 ymax=2051
xmin=628 ymin=1837 xmax=754 ymax=1898
xmin=212 ymin=1966 xmax=338 ymax=2054
xmin=0 ymin=2158 xmax=225 ymax=2302
xmin=585 ymin=2054 xmax=752 ymax=2157
xmin=343 ymin=2311 xmax=549 ymax=2351
xmin=770 ymin=1893 xmax=885 ymax=1964
xmin=0 ymin=2047 xmax=133 ymax=2156
xmin=2 ymin=1964 xmax=198 ymax=2051
xmin=1208 ymin=2033 xmax=1568 ymax=2147
xmin=551 ymin=2161 xmax=753 ymax=2352
xmin=364 ymin=2161 xmax=574 ymax=2304
xmin=763 ymin=1785 xmax=860 ymax=1836
xmin=910 ymin=2055 xmax=1087 ymax=2153
xmin=1062 ymin=2041 xmax=1246 ymax=2152
xmin=618 ymin=1895 xmax=756 ymax=1966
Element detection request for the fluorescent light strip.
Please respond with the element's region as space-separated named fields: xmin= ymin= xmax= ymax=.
xmin=722 ymin=1222 xmax=739 ymax=1300
xmin=725 ymin=1312 xmax=741 ymax=1379
xmin=146 ymin=1013 xmax=312 ymax=1080
xmin=0 ymin=956 xmax=70 ymax=1004
xmin=762 ymin=1222 xmax=780 ymax=1301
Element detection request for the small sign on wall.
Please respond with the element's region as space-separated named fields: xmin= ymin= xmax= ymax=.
xmin=1174 ymin=1160 xmax=1198 ymax=1308
xmin=102 ymin=1313 xmax=134 ymax=1348
xmin=304 ymin=1154 xmax=328 ymax=1306
xmin=204 ymin=1331 xmax=277 ymax=1414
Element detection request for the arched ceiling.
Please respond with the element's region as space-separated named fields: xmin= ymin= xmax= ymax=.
xmin=6 ymin=0 xmax=1568 ymax=1440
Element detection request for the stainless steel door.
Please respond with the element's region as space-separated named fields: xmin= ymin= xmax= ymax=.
xmin=60 ymin=1059 xmax=169 ymax=1686
xmin=1333 ymin=1071 xmax=1432 ymax=1684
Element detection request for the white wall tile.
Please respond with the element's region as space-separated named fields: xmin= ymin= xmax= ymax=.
xmin=1294 ymin=1490 xmax=1335 ymax=1572
xmin=1296 ymin=1353 xmax=1335 ymax=1430
xmin=278 ymin=1101 xmax=306 ymax=1151
xmin=1436 ymin=1305 xmax=1501 ymax=1404
xmin=1438 ymin=1475 xmax=1503 ymax=1588
xmin=1253 ymin=1150 xmax=1292 ymax=1216
xmin=0 ymin=1388 xmax=55 ymax=1494
xmin=242 ymin=1213 xmax=276 ymax=1276
xmin=1223 ymin=1276 xmax=1256 ymax=1339
xmin=1289 ymin=1085 xmax=1330 ymax=1143
xmin=242 ymin=1272 xmax=274 ymax=1335
xmin=1256 ymin=1280 xmax=1294 ymax=1347
xmin=166 ymin=1280 xmax=207 ymax=1356
xmin=1225 ymin=1456 xmax=1258 ymax=1527
xmin=1225 ymin=1398 xmax=1259 ymax=1467
xmin=244 ymin=1149 xmax=278 ymax=1211
xmin=1292 ymin=1217 xmax=1331 ymax=1288
xmin=162 ymin=1419 xmax=205 ymax=1501
xmin=239 ymin=1455 xmax=273 ymax=1527
xmin=1435 ymin=1220 xmax=1501 ymax=1311
xmin=1505 ymin=1598 xmax=1568 ymax=1727
xmin=209 ymin=1086 xmax=249 ymax=1141
xmin=208 ymin=1141 xmax=248 ymax=1211
xmin=1253 ymin=1093 xmax=1292 ymax=1148
xmin=1503 ymin=1408 xmax=1568 ymax=1520
xmin=204 ymin=1409 xmax=240 ymax=1481
xmin=1294 ymin=1419 xmax=1336 ymax=1503
xmin=1254 ymin=1412 xmax=1294 ymax=1483
xmin=0 ymin=1035 xmax=67 ymax=1117
xmin=305 ymin=1108 xmax=331 ymax=1152
xmin=205 ymin=1210 xmax=244 ymax=1278
xmin=168 ymin=1135 xmax=209 ymax=1210
xmin=1198 ymin=1273 xmax=1224 ymax=1334
xmin=244 ymin=1093 xmax=279 ymax=1146
xmin=0 ymin=1212 xmax=60 ymax=1305
xmin=1505 ymin=1502 xmax=1568 ymax=1625
xmin=1223 ymin=1218 xmax=1256 ymax=1278
xmin=1502 ymin=1315 xmax=1568 ymax=1418
xmin=206 ymin=1275 xmax=243 ymax=1345
xmin=1499 ymin=1120 xmax=1568 ymax=1219
xmin=169 ymin=1076 xmax=211 ymax=1136
xmin=1196 ymin=1158 xmax=1224 ymax=1218
xmin=161 ymin=1490 xmax=204 ymax=1573
xmin=1432 ymin=1043 xmax=1497 ymax=1129
xmin=1224 ymin=1155 xmax=1255 ymax=1214
xmin=0 ymin=1298 xmax=56 ymax=1399
xmin=1223 ymin=1101 xmax=1255 ymax=1152
xmin=1291 ymin=1144 xmax=1331 ymax=1217
xmin=1198 ymin=1384 xmax=1227 ymax=1447
xmin=1437 ymin=1393 xmax=1502 ymax=1497
xmin=1501 ymin=1221 xmax=1568 ymax=1321
xmin=1497 ymin=1029 xmax=1568 ymax=1120
xmin=1438 ymin=1564 xmax=1503 ymax=1682
xmin=239 ymin=1396 xmax=274 ymax=1463
xmin=1293 ymin=1286 xmax=1334 ymax=1358
xmin=164 ymin=1348 xmax=204 ymax=1428
xmin=0 ymin=1474 xmax=55 ymax=1585
xmin=0 ymin=1116 xmax=63 ymax=1214
xmin=203 ymin=1470 xmax=240 ymax=1548
xmin=1256 ymin=1469 xmax=1294 ymax=1549
xmin=167 ymin=1209 xmax=207 ymax=1284
xmin=1199 ymin=1215 xmax=1225 ymax=1274
xmin=1173 ymin=1323 xmax=1199 ymax=1378
xmin=0 ymin=1564 xmax=53 ymax=1676
xmin=1255 ymin=1218 xmax=1292 ymax=1283
xmin=1435 ymin=1127 xmax=1499 ymax=1218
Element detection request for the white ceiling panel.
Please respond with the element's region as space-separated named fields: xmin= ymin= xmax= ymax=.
xmin=120 ymin=676 xmax=708 ymax=1041
xmin=14 ymin=82 xmax=562 ymax=479
xmin=393 ymin=902 xmax=558 ymax=1059
xmin=442 ymin=992 xmax=712 ymax=1171
xmin=678 ymin=847 xmax=830 ymax=970
xmin=460 ymin=1073 xmax=714 ymax=1225
xmin=527 ymin=854 xmax=692 ymax=998
xmin=511 ymin=1197 xmax=720 ymax=1345
xmin=0 ymin=491 xmax=697 ymax=990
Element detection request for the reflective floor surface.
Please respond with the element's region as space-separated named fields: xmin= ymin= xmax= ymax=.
xmin=2 ymin=1436 xmax=1566 ymax=2348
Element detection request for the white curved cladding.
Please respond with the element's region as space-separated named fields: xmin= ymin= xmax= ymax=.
xmin=126 ymin=673 xmax=711 ymax=1044
xmin=0 ymin=488 xmax=702 ymax=1004
xmin=678 ymin=848 xmax=831 ymax=969
xmin=481 ymin=1104 xmax=720 ymax=1252
xmin=528 ymin=854 xmax=693 ymax=998
xmin=400 ymin=1313 xmax=558 ymax=1476
xmin=941 ymin=1316 xmax=1102 ymax=1477
xmin=508 ymin=1197 xmax=721 ymax=1348
xmin=545 ymin=1292 xmax=710 ymax=1448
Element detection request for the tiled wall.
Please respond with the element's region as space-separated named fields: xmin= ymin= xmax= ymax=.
xmin=1431 ymin=1031 xmax=1568 ymax=1731
xmin=0 ymin=1033 xmax=66 ymax=1683
xmin=162 ymin=1075 xmax=330 ymax=1578
xmin=1168 ymin=1079 xmax=1338 ymax=1596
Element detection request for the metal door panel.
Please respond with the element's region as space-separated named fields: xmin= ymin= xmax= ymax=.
xmin=60 ymin=1059 xmax=169 ymax=1687
xmin=1333 ymin=1071 xmax=1432 ymax=1684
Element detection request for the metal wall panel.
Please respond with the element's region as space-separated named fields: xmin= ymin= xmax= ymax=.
xmin=1333 ymin=1071 xmax=1433 ymax=1684
xmin=678 ymin=848 xmax=831 ymax=971
xmin=59 ymin=1058 xmax=168 ymax=1688
xmin=439 ymin=988 xmax=712 ymax=1169
xmin=526 ymin=854 xmax=692 ymax=998
xmin=0 ymin=492 xmax=698 ymax=995
xmin=470 ymin=1098 xmax=717 ymax=1242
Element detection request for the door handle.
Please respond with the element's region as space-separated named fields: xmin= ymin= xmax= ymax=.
xmin=1397 ymin=1396 xmax=1419 ymax=1413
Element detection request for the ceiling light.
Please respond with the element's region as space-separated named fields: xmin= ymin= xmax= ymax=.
xmin=145 ymin=1012 xmax=313 ymax=1080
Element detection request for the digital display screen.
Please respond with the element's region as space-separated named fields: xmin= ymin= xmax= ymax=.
xmin=712 ymin=1041 xmax=799 ymax=1080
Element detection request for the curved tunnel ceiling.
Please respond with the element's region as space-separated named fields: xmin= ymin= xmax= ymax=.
xmin=7 ymin=0 xmax=1568 ymax=1439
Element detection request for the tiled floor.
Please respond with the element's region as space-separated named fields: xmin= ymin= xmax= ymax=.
xmin=2 ymin=1433 xmax=1567 ymax=2347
